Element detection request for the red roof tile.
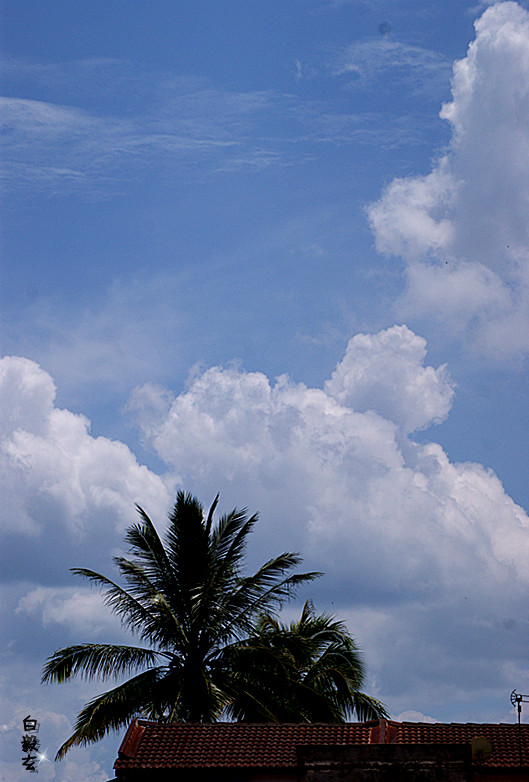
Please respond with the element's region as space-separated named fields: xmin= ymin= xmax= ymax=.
xmin=114 ymin=719 xmax=529 ymax=771
xmin=115 ymin=722 xmax=373 ymax=770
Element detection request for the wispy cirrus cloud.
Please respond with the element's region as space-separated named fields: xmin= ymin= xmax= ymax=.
xmin=300 ymin=109 xmax=434 ymax=149
xmin=333 ymin=38 xmax=451 ymax=95
xmin=1 ymin=53 xmax=444 ymax=199
xmin=0 ymin=91 xmax=245 ymax=197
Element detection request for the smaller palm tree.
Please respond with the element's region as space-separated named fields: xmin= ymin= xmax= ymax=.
xmin=224 ymin=600 xmax=387 ymax=723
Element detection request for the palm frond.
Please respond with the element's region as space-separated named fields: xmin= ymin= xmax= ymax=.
xmin=55 ymin=667 xmax=167 ymax=760
xmin=125 ymin=506 xmax=175 ymax=591
xmin=220 ymin=557 xmax=321 ymax=639
xmin=204 ymin=493 xmax=220 ymax=536
xmin=210 ymin=510 xmax=256 ymax=568
xmin=112 ymin=557 xmax=187 ymax=648
xmin=349 ymin=691 xmax=389 ymax=721
xmin=164 ymin=491 xmax=211 ymax=624
xmin=42 ymin=643 xmax=164 ymax=684
xmin=71 ymin=567 xmax=163 ymax=644
xmin=224 ymin=603 xmax=387 ymax=723
xmin=191 ymin=512 xmax=256 ymax=650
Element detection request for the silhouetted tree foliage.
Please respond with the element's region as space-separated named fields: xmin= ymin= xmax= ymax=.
xmin=42 ymin=491 xmax=386 ymax=758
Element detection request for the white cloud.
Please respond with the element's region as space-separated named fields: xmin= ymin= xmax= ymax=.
xmin=0 ymin=355 xmax=57 ymax=438
xmin=16 ymin=587 xmax=123 ymax=637
xmin=130 ymin=325 xmax=529 ymax=595
xmin=0 ymin=357 xmax=172 ymax=776
xmin=0 ymin=88 xmax=264 ymax=196
xmin=7 ymin=276 xmax=189 ymax=398
xmin=3 ymin=330 xmax=529 ymax=727
xmin=368 ymin=162 xmax=457 ymax=261
xmin=393 ymin=710 xmax=439 ymax=723
xmin=0 ymin=96 xmax=100 ymax=136
xmin=324 ymin=325 xmax=454 ymax=433
xmin=0 ymin=653 xmax=116 ymax=781
xmin=368 ymin=1 xmax=529 ymax=357
xmin=0 ymin=355 xmax=171 ymax=540
xmin=128 ymin=324 xmax=529 ymax=714
xmin=0 ymin=78 xmax=309 ymax=196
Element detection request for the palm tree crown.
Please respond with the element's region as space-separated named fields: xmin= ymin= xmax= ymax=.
xmin=42 ymin=491 xmax=319 ymax=757
xmin=42 ymin=491 xmax=386 ymax=760
xmin=224 ymin=601 xmax=387 ymax=723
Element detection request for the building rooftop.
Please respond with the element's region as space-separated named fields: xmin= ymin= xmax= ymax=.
xmin=115 ymin=719 xmax=529 ymax=772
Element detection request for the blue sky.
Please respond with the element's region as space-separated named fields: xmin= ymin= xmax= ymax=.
xmin=2 ymin=1 xmax=529 ymax=779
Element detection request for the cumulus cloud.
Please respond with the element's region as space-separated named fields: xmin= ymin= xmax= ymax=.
xmin=0 ymin=356 xmax=173 ymax=779
xmin=16 ymin=586 xmax=124 ymax=637
xmin=368 ymin=1 xmax=529 ymax=356
xmin=3 ymin=330 xmax=529 ymax=740
xmin=0 ymin=356 xmax=171 ymax=580
xmin=128 ymin=324 xmax=529 ymax=715
xmin=130 ymin=325 xmax=528 ymax=596
xmin=324 ymin=325 xmax=454 ymax=434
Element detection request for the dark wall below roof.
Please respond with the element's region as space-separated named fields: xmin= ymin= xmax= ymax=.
xmin=298 ymin=744 xmax=472 ymax=782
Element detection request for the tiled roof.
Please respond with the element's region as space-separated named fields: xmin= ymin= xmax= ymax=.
xmin=114 ymin=719 xmax=529 ymax=771
xmin=115 ymin=722 xmax=374 ymax=770
xmin=396 ymin=721 xmax=528 ymax=768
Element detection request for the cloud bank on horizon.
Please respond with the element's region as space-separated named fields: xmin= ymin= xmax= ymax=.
xmin=3 ymin=325 xmax=529 ymax=749
xmin=369 ymin=1 xmax=529 ymax=356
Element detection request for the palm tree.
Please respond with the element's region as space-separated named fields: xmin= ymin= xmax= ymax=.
xmin=224 ymin=601 xmax=387 ymax=723
xmin=42 ymin=491 xmax=319 ymax=758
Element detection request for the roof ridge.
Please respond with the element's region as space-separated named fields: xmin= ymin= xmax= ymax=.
xmin=398 ymin=721 xmax=523 ymax=727
xmin=136 ymin=720 xmax=381 ymax=727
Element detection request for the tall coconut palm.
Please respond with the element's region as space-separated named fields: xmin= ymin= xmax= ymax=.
xmin=223 ymin=601 xmax=387 ymax=723
xmin=42 ymin=491 xmax=320 ymax=758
